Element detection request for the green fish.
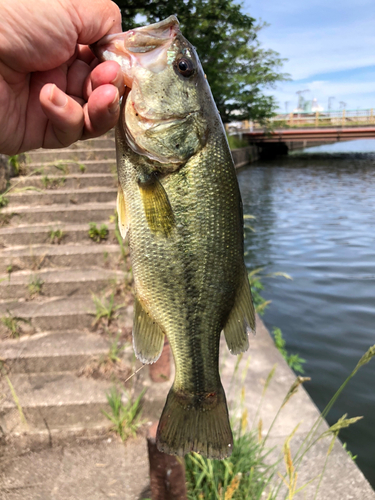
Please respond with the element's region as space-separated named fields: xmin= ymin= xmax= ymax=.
xmin=92 ymin=15 xmax=255 ymax=459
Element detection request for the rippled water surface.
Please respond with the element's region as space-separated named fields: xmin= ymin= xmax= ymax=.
xmin=238 ymin=140 xmax=375 ymax=486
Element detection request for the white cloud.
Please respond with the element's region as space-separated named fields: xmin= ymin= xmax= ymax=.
xmin=259 ymin=19 xmax=375 ymax=80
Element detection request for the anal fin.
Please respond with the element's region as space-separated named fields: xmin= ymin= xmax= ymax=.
xmin=133 ymin=296 xmax=165 ymax=364
xmin=138 ymin=175 xmax=175 ymax=237
xmin=223 ymin=268 xmax=255 ymax=355
xmin=117 ymin=185 xmax=129 ymax=239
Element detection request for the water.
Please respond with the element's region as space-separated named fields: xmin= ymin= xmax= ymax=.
xmin=238 ymin=139 xmax=375 ymax=486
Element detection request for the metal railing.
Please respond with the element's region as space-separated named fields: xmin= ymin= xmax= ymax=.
xmin=227 ymin=109 xmax=375 ymax=131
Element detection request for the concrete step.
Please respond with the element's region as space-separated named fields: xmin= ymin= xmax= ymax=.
xmin=0 ymin=222 xmax=117 ymax=247
xmin=0 ymin=371 xmax=114 ymax=433
xmin=10 ymin=173 xmax=117 ymax=190
xmin=26 ymin=148 xmax=116 ymax=163
xmin=0 ymin=330 xmax=111 ymax=373
xmin=0 ymin=268 xmax=125 ymax=300
xmin=2 ymin=201 xmax=116 ymax=224
xmin=0 ymin=243 xmax=121 ymax=272
xmin=0 ymin=295 xmax=133 ymax=333
xmin=25 ymin=159 xmax=117 ymax=176
xmin=7 ymin=187 xmax=117 ymax=206
xmin=69 ymin=138 xmax=115 ymax=150
xmin=0 ymin=367 xmax=170 ymax=450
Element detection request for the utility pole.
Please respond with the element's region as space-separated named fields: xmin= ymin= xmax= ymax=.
xmin=284 ymin=101 xmax=290 ymax=114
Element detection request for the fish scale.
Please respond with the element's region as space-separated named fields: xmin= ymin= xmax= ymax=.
xmin=93 ymin=15 xmax=255 ymax=459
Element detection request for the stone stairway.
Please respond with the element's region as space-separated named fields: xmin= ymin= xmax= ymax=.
xmin=0 ymin=135 xmax=169 ymax=453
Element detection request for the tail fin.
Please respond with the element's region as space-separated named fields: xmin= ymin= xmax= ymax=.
xmin=156 ymin=384 xmax=233 ymax=459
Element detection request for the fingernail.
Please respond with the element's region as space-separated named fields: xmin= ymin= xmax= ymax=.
xmin=109 ymin=90 xmax=120 ymax=114
xmin=50 ymin=84 xmax=68 ymax=108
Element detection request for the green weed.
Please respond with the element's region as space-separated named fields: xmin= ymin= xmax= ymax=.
xmin=52 ymin=162 xmax=69 ymax=175
xmin=102 ymin=386 xmax=146 ymax=441
xmin=79 ymin=163 xmax=86 ymax=173
xmin=92 ymin=292 xmax=122 ymax=326
xmin=226 ymin=134 xmax=249 ymax=150
xmin=184 ymin=344 xmax=375 ymax=500
xmin=49 ymin=228 xmax=64 ymax=244
xmin=28 ymin=276 xmax=44 ymax=297
xmin=42 ymin=175 xmax=66 ymax=189
xmin=88 ymin=222 xmax=109 ymax=243
xmin=185 ymin=424 xmax=276 ymax=499
xmin=107 ymin=333 xmax=126 ymax=363
xmin=6 ymin=265 xmax=13 ymax=282
xmin=8 ymin=154 xmax=27 ymax=176
xmin=0 ymin=194 xmax=9 ymax=208
xmin=1 ymin=312 xmax=30 ymax=338
xmin=272 ymin=327 xmax=306 ymax=374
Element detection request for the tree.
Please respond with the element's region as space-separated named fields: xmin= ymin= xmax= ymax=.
xmin=114 ymin=0 xmax=288 ymax=123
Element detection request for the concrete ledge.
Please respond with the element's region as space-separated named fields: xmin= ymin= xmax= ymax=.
xmin=221 ymin=316 xmax=375 ymax=499
xmin=231 ymin=145 xmax=259 ymax=168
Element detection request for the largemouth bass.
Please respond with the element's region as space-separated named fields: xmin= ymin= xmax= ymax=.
xmin=92 ymin=16 xmax=255 ymax=459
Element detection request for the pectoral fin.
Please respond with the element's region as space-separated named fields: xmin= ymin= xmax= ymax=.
xmin=133 ymin=296 xmax=165 ymax=364
xmin=138 ymin=175 xmax=175 ymax=237
xmin=117 ymin=185 xmax=129 ymax=239
xmin=223 ymin=269 xmax=255 ymax=355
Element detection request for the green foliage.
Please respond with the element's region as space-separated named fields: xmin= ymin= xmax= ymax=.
xmin=28 ymin=276 xmax=44 ymax=297
xmin=92 ymin=292 xmax=122 ymax=326
xmin=185 ymin=426 xmax=275 ymax=499
xmin=1 ymin=312 xmax=30 ymax=338
xmin=8 ymin=154 xmax=27 ymax=176
xmin=102 ymin=386 xmax=146 ymax=441
xmin=88 ymin=222 xmax=109 ymax=242
xmin=49 ymin=228 xmax=64 ymax=244
xmin=272 ymin=327 xmax=306 ymax=374
xmin=115 ymin=0 xmax=289 ymax=123
xmin=107 ymin=334 xmax=126 ymax=363
xmin=0 ymin=194 xmax=9 ymax=208
xmin=342 ymin=442 xmax=357 ymax=462
xmin=226 ymin=134 xmax=249 ymax=150
xmin=42 ymin=175 xmax=66 ymax=189
xmin=78 ymin=163 xmax=86 ymax=173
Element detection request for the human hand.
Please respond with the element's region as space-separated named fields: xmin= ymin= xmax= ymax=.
xmin=0 ymin=0 xmax=124 ymax=155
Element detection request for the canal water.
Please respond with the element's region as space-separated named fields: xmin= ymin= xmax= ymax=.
xmin=238 ymin=139 xmax=375 ymax=487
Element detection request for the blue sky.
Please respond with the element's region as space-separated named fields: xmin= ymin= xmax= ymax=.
xmin=242 ymin=0 xmax=375 ymax=112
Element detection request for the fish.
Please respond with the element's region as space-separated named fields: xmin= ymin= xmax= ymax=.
xmin=92 ymin=15 xmax=255 ymax=459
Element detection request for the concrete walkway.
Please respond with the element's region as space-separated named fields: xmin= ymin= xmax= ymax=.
xmin=1 ymin=316 xmax=374 ymax=499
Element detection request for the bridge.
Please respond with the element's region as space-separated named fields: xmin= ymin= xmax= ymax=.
xmin=228 ymin=109 xmax=375 ymax=157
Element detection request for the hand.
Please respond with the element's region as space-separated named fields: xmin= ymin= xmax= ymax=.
xmin=0 ymin=0 xmax=123 ymax=155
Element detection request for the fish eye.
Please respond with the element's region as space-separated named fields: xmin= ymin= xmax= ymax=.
xmin=176 ymin=57 xmax=195 ymax=78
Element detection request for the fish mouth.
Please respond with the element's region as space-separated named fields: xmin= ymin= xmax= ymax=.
xmin=90 ymin=16 xmax=180 ymax=88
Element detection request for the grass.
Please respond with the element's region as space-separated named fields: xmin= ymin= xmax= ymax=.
xmin=272 ymin=328 xmax=306 ymax=374
xmin=28 ymin=276 xmax=44 ymax=298
xmin=8 ymin=154 xmax=27 ymax=176
xmin=107 ymin=333 xmax=126 ymax=363
xmin=102 ymin=386 xmax=146 ymax=441
xmin=183 ymin=344 xmax=375 ymax=499
xmin=49 ymin=228 xmax=64 ymax=244
xmin=92 ymin=292 xmax=122 ymax=327
xmin=1 ymin=311 xmax=30 ymax=338
xmin=41 ymin=175 xmax=66 ymax=189
xmin=247 ymin=267 xmax=306 ymax=373
xmin=226 ymin=134 xmax=249 ymax=150
xmin=0 ymin=194 xmax=9 ymax=208
xmin=185 ymin=425 xmax=276 ymax=500
xmin=79 ymin=163 xmax=86 ymax=173
xmin=88 ymin=222 xmax=109 ymax=243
